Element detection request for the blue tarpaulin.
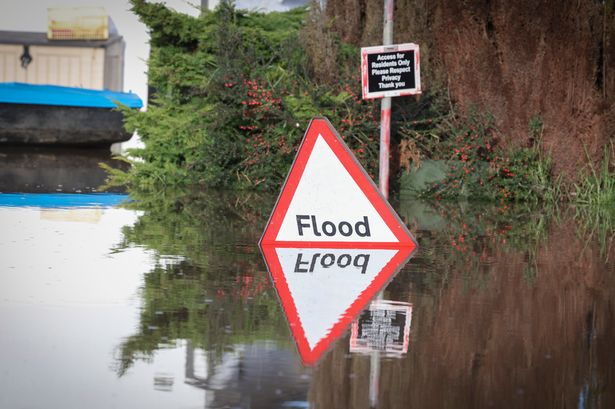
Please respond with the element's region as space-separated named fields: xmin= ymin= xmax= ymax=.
xmin=0 ymin=193 xmax=130 ymax=208
xmin=0 ymin=82 xmax=143 ymax=109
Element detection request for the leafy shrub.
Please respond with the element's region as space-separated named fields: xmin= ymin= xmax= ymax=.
xmin=106 ymin=1 xmax=380 ymax=192
xmin=574 ymin=143 xmax=615 ymax=206
xmin=399 ymin=109 xmax=558 ymax=202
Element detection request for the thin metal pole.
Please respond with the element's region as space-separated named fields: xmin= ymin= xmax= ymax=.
xmin=368 ymin=291 xmax=384 ymax=408
xmin=372 ymin=6 xmax=394 ymax=408
xmin=369 ymin=343 xmax=381 ymax=408
xmin=379 ymin=0 xmax=394 ymax=199
xmin=379 ymin=98 xmax=392 ymax=199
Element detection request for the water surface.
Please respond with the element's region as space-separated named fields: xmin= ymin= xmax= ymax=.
xmin=1 ymin=170 xmax=614 ymax=408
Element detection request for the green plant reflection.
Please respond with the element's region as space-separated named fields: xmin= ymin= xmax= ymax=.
xmin=112 ymin=189 xmax=615 ymax=408
xmin=112 ymin=190 xmax=292 ymax=376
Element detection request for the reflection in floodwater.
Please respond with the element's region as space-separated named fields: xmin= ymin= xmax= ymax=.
xmin=0 ymin=146 xmax=128 ymax=193
xmin=0 ymin=192 xmax=128 ymax=209
xmin=2 ymin=186 xmax=615 ymax=408
xmin=308 ymin=202 xmax=615 ymax=409
xmin=110 ymin=191 xmax=313 ymax=407
xmin=350 ymin=300 xmax=412 ymax=357
xmin=260 ymin=246 xmax=414 ymax=365
xmin=112 ymin=191 xmax=615 ymax=407
xmin=183 ymin=340 xmax=311 ymax=408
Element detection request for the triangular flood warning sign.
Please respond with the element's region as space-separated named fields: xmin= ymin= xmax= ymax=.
xmin=261 ymin=245 xmax=414 ymax=365
xmin=259 ymin=117 xmax=418 ymax=365
xmin=260 ymin=118 xmax=417 ymax=247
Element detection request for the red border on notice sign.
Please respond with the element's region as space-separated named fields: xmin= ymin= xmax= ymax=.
xmin=361 ymin=43 xmax=421 ymax=99
xmin=349 ymin=300 xmax=412 ymax=356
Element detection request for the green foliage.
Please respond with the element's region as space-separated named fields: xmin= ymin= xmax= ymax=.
xmin=574 ymin=143 xmax=615 ymax=206
xmin=528 ymin=114 xmax=543 ymax=141
xmin=498 ymin=144 xmax=561 ymax=202
xmin=574 ymin=204 xmax=615 ymax=258
xmin=112 ymin=189 xmax=291 ymax=375
xmin=400 ymin=109 xmax=559 ymax=203
xmin=571 ymin=143 xmax=615 ymax=255
xmin=398 ymin=200 xmax=554 ymax=289
xmin=108 ymin=1 xmax=380 ymax=191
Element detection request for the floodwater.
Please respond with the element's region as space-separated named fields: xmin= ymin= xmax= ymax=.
xmin=1 ymin=149 xmax=615 ymax=409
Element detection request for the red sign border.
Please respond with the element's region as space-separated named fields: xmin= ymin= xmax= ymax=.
xmin=259 ymin=117 xmax=417 ymax=248
xmin=361 ymin=43 xmax=422 ymax=100
xmin=261 ymin=244 xmax=415 ymax=365
xmin=258 ymin=117 xmax=418 ymax=365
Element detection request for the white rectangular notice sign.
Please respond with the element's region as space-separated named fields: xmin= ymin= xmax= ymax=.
xmin=361 ymin=43 xmax=421 ymax=99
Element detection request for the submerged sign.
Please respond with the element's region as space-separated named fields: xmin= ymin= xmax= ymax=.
xmin=259 ymin=118 xmax=417 ymax=365
xmin=350 ymin=300 xmax=412 ymax=356
xmin=361 ymin=43 xmax=421 ymax=99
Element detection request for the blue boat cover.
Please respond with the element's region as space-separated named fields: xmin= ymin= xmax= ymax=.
xmin=0 ymin=82 xmax=143 ymax=109
xmin=0 ymin=193 xmax=130 ymax=208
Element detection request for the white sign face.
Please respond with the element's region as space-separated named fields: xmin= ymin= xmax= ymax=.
xmin=261 ymin=245 xmax=414 ymax=364
xmin=276 ymin=135 xmax=397 ymax=243
xmin=276 ymin=247 xmax=399 ymax=350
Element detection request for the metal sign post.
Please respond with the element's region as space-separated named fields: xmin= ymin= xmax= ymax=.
xmin=376 ymin=1 xmax=393 ymax=406
xmin=360 ymin=1 xmax=421 ymax=202
xmin=379 ymin=0 xmax=395 ymax=200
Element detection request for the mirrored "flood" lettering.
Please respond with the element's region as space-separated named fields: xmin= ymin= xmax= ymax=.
xmin=294 ymin=252 xmax=370 ymax=274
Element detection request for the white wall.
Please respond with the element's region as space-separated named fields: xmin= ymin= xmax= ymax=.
xmin=0 ymin=44 xmax=105 ymax=88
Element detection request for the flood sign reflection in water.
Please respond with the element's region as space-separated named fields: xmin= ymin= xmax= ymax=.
xmin=1 ymin=187 xmax=615 ymax=408
xmin=260 ymin=246 xmax=414 ymax=365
